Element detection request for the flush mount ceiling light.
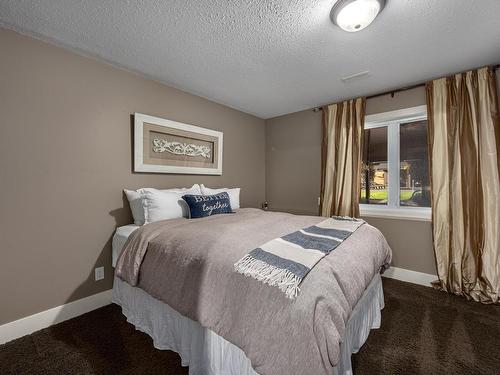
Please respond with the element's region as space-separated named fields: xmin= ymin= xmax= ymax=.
xmin=331 ymin=0 xmax=386 ymax=32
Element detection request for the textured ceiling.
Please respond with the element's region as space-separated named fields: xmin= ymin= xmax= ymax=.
xmin=1 ymin=0 xmax=500 ymax=118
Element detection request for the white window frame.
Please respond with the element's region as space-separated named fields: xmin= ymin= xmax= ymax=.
xmin=360 ymin=105 xmax=431 ymax=221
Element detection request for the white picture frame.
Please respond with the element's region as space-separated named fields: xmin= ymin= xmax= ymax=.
xmin=134 ymin=113 xmax=223 ymax=175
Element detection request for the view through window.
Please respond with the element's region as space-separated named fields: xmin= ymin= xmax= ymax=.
xmin=399 ymin=120 xmax=430 ymax=207
xmin=361 ymin=126 xmax=388 ymax=205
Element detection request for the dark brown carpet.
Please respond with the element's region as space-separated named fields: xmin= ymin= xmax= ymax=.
xmin=352 ymin=278 xmax=500 ymax=374
xmin=1 ymin=278 xmax=499 ymax=375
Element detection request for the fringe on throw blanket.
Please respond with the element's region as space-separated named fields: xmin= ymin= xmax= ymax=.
xmin=234 ymin=255 xmax=302 ymax=299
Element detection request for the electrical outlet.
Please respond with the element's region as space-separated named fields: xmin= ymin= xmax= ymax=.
xmin=95 ymin=266 xmax=104 ymax=281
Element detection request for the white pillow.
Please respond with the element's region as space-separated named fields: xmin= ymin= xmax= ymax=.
xmin=141 ymin=188 xmax=187 ymax=223
xmin=200 ymin=185 xmax=240 ymax=210
xmin=124 ymin=184 xmax=201 ymax=225
xmin=124 ymin=189 xmax=146 ymax=225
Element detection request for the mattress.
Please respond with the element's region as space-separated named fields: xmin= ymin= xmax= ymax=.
xmin=112 ymin=224 xmax=140 ymax=267
xmin=112 ymin=273 xmax=384 ymax=375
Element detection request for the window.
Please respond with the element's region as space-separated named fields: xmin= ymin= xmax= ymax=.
xmin=360 ymin=105 xmax=431 ymax=221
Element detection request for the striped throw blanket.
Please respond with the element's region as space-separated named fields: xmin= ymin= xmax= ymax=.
xmin=234 ymin=216 xmax=365 ymax=299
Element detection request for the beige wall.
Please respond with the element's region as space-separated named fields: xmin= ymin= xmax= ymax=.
xmin=0 ymin=29 xmax=266 ymax=325
xmin=265 ymin=109 xmax=323 ymax=215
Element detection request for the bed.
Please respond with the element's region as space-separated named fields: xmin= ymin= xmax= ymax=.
xmin=112 ymin=208 xmax=391 ymax=375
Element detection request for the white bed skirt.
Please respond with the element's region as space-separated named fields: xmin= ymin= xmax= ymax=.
xmin=112 ymin=274 xmax=384 ymax=375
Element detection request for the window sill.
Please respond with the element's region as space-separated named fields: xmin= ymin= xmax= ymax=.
xmin=360 ymin=205 xmax=432 ymax=222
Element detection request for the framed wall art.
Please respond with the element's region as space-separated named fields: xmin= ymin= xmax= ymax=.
xmin=134 ymin=113 xmax=223 ymax=175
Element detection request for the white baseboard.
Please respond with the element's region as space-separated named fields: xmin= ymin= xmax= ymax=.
xmin=382 ymin=266 xmax=437 ymax=287
xmin=0 ymin=289 xmax=112 ymax=345
xmin=0 ymin=268 xmax=436 ymax=346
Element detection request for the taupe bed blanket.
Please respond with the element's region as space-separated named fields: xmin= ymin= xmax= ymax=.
xmin=115 ymin=208 xmax=391 ymax=375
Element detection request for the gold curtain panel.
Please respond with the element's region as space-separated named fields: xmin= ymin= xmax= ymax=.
xmin=426 ymin=67 xmax=500 ymax=303
xmin=320 ymin=97 xmax=366 ymax=217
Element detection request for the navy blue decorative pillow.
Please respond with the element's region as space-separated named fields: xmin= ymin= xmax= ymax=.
xmin=182 ymin=192 xmax=233 ymax=218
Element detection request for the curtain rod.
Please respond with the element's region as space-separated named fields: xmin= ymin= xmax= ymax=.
xmin=313 ymin=64 xmax=500 ymax=112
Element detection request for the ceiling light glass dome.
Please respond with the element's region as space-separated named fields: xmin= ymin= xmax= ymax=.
xmin=331 ymin=0 xmax=386 ymax=32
